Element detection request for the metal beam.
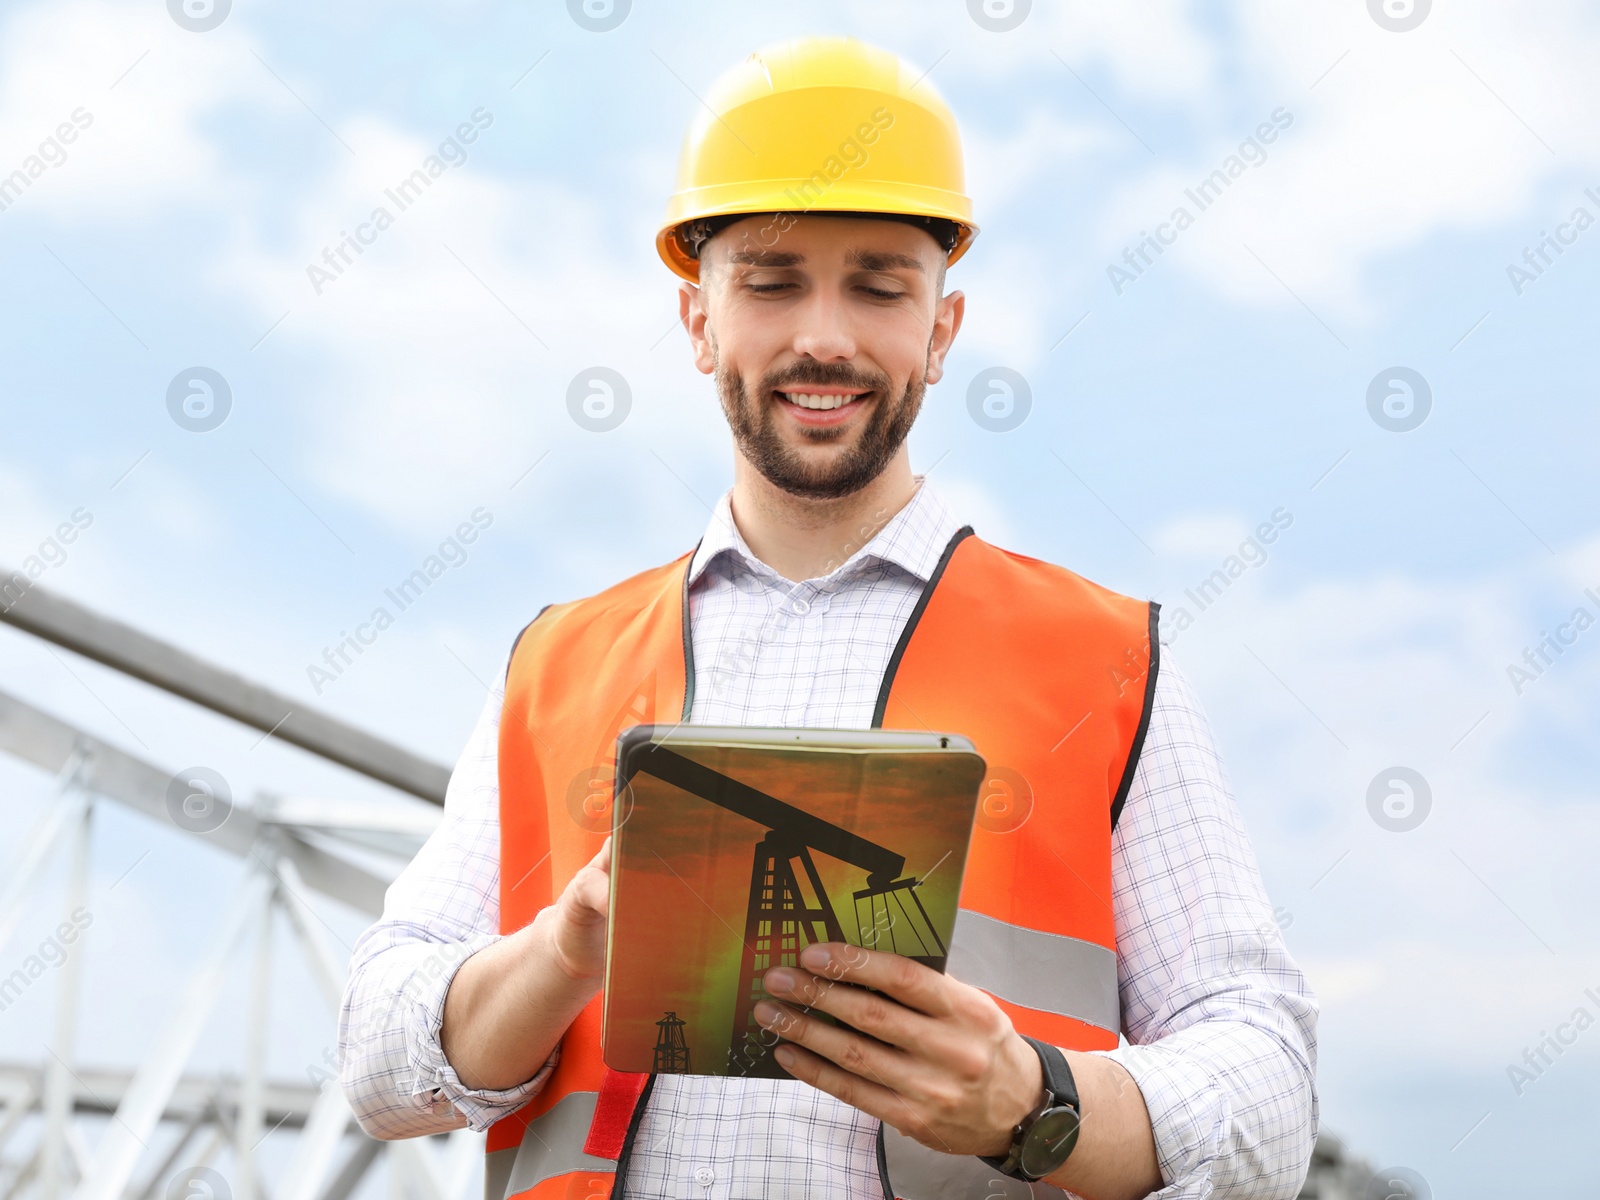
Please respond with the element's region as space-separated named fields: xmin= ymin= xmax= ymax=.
xmin=237 ymin=897 xmax=275 ymax=1200
xmin=40 ymin=800 xmax=92 ymax=1200
xmin=0 ymin=574 xmax=450 ymax=804
xmin=0 ymin=686 xmax=264 ymax=855
xmin=275 ymin=1088 xmax=354 ymax=1200
xmin=0 ymin=688 xmax=395 ymax=915
xmin=72 ymin=870 xmax=274 ymax=1200
xmin=274 ymin=854 xmax=358 ymax=1011
xmin=0 ymin=1080 xmax=37 ymax=1158
xmin=127 ymin=1104 xmax=211 ymax=1200
xmin=0 ymin=753 xmax=90 ymax=954
xmin=0 ymin=1064 xmax=321 ymax=1128
xmin=279 ymin=833 xmax=392 ymax=916
xmin=316 ymin=1138 xmax=382 ymax=1200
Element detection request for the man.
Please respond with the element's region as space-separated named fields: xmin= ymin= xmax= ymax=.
xmin=340 ymin=36 xmax=1317 ymax=1200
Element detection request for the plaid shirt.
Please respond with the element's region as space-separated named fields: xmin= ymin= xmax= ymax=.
xmin=339 ymin=478 xmax=1319 ymax=1199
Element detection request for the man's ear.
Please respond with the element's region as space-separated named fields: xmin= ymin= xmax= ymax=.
xmin=923 ymin=289 xmax=965 ymax=386
xmin=680 ymin=280 xmax=716 ymax=376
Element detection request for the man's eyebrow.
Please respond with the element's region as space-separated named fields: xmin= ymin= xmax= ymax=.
xmin=847 ymin=249 xmax=925 ymax=274
xmin=720 ymin=247 xmax=926 ymax=273
xmin=725 ymin=249 xmax=804 ymax=267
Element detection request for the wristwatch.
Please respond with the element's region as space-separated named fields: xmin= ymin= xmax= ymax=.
xmin=979 ymin=1036 xmax=1082 ymax=1182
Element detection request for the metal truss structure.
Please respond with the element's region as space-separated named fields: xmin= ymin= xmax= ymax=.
xmin=0 ymin=580 xmax=474 ymax=1200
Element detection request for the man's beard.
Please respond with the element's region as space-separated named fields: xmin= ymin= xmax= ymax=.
xmin=714 ymin=358 xmax=925 ymax=500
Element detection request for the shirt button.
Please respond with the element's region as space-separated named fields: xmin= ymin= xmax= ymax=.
xmin=693 ymin=1166 xmax=715 ymax=1187
xmin=787 ymin=596 xmax=811 ymax=615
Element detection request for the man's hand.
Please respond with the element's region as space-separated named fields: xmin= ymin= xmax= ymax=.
xmin=754 ymin=941 xmax=1042 ymax=1157
xmin=542 ymin=836 xmax=612 ymax=983
xmin=440 ymin=838 xmax=611 ymax=1091
xmin=756 ymin=941 xmax=1164 ymax=1200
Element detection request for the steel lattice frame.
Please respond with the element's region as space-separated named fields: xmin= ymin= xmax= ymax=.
xmin=0 ymin=578 xmax=475 ymax=1200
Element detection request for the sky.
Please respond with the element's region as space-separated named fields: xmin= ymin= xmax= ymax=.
xmin=1 ymin=0 xmax=1598 ymax=1197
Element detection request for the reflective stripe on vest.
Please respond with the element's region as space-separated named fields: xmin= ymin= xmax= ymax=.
xmin=485 ymin=1091 xmax=611 ymax=1200
xmin=948 ymin=909 xmax=1120 ymax=1035
xmin=490 ymin=527 xmax=1158 ymax=1200
xmin=878 ymin=1124 xmax=1073 ymax=1200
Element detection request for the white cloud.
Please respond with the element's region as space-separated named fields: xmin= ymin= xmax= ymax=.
xmin=947 ymin=237 xmax=1059 ymax=371
xmin=1309 ymin=942 xmax=1600 ymax=1073
xmin=0 ymin=465 xmax=70 ymax=560
xmin=1152 ymin=511 xmax=1254 ymax=558
xmin=1555 ymin=534 xmax=1600 ymax=592
xmin=927 ymin=474 xmax=1018 ymax=548
xmin=1092 ymin=0 xmax=1600 ymax=316
xmin=1047 ymin=0 xmax=1219 ymax=103
xmin=111 ymin=456 xmax=227 ymax=545
xmin=14 ymin=0 xmax=1597 ymax=540
xmin=201 ymin=104 xmax=715 ymax=528
xmin=963 ymin=106 xmax=1109 ymax=220
xmin=1296 ymin=955 xmax=1386 ymax=1007
xmin=1155 ymin=551 xmax=1600 ymax=1082
xmin=0 ymin=0 xmax=288 ymax=222
xmin=925 ymin=0 xmax=1218 ymax=103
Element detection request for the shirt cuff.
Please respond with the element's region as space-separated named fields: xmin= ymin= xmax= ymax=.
xmin=403 ymin=934 xmax=561 ymax=1132
xmin=1097 ymin=1042 xmax=1227 ymax=1199
xmin=1095 ymin=1024 xmax=1315 ymax=1200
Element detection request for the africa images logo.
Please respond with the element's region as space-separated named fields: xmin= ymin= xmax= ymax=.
xmin=1367 ymin=0 xmax=1430 ymax=32
xmin=1366 ymin=368 xmax=1431 ymax=433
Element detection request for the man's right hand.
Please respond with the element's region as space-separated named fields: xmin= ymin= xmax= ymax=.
xmin=440 ymin=836 xmax=614 ymax=1091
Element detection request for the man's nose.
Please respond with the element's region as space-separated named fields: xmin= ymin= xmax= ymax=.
xmin=790 ymin=287 xmax=857 ymax=362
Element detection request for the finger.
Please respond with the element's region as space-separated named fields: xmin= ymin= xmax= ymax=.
xmin=769 ymin=1041 xmax=946 ymax=1151
xmin=754 ymin=997 xmax=909 ymax=1089
xmin=766 ymin=1038 xmax=903 ymax=1115
xmin=763 ymin=966 xmax=929 ymax=1051
xmin=566 ymin=837 xmax=613 ymax=916
xmin=797 ymin=943 xmax=955 ymax=1018
xmin=567 ymin=864 xmax=609 ymax=921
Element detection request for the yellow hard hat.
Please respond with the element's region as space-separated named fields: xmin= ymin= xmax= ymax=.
xmin=657 ymin=36 xmax=978 ymax=282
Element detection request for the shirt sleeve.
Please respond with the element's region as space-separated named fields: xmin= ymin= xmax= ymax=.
xmin=1095 ymin=648 xmax=1320 ymax=1200
xmin=338 ymin=661 xmax=559 ymax=1139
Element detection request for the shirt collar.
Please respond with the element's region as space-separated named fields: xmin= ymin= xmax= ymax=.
xmin=686 ymin=476 xmax=963 ymax=588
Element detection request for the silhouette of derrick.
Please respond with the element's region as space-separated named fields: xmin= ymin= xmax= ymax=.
xmin=652 ymin=1010 xmax=690 ymax=1073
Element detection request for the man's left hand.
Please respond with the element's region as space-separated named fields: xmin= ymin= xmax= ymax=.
xmin=755 ymin=942 xmax=1043 ymax=1158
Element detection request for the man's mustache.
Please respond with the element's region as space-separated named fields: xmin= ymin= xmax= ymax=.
xmin=760 ymin=364 xmax=891 ymax=394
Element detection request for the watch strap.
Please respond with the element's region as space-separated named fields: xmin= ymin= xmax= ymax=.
xmin=1023 ymin=1035 xmax=1079 ymax=1111
xmin=978 ymin=1037 xmax=1081 ymax=1181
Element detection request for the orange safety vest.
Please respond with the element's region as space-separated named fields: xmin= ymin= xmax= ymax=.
xmin=488 ymin=528 xmax=1157 ymax=1200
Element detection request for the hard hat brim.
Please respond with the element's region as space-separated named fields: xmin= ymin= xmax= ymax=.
xmin=658 ymin=192 xmax=977 ymax=283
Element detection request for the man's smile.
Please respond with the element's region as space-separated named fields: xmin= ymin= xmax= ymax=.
xmin=774 ymin=386 xmax=873 ymax=426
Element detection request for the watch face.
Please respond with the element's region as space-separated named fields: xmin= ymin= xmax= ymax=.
xmin=1019 ymin=1106 xmax=1081 ymax=1178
